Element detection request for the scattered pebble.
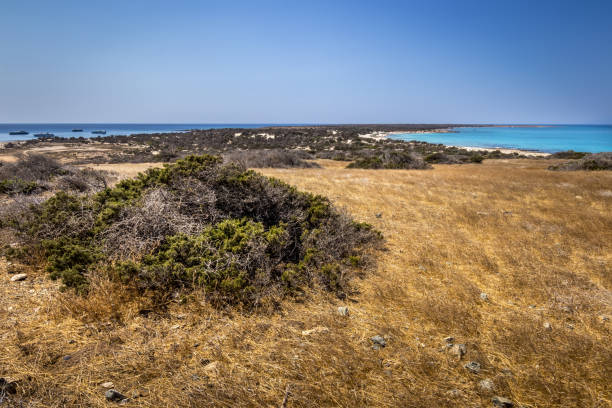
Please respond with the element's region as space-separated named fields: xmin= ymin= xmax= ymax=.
xmin=63 ymin=355 xmax=72 ymax=361
xmin=464 ymin=361 xmax=481 ymax=374
xmin=375 ymin=213 xmax=382 ymax=218
xmin=491 ymin=396 xmax=514 ymax=407
xmin=371 ymin=335 xmax=386 ymax=350
xmin=450 ymin=343 xmax=467 ymax=359
xmin=169 ymin=324 xmax=180 ymax=330
xmin=337 ymin=306 xmax=349 ymax=316
xmin=543 ymin=322 xmax=552 ymax=330
xmin=479 ymin=378 xmax=495 ymax=393
xmin=105 ymin=389 xmax=127 ymax=402
xmin=101 ymin=382 xmax=114 ymax=388
xmin=301 ymin=326 xmax=329 ymax=336
xmin=446 ymin=388 xmax=462 ymax=397
xmin=10 ymin=273 xmax=27 ymax=282
xmin=203 ymin=361 xmax=220 ymax=376
xmin=599 ymin=315 xmax=609 ymax=323
xmin=444 ymin=336 xmax=454 ymax=344
xmin=480 ymin=292 xmax=489 ymax=301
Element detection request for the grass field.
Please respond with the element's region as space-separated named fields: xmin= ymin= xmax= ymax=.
xmin=1 ymin=158 xmax=610 ymax=407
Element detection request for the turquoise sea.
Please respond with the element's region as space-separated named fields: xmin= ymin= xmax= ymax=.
xmin=390 ymin=125 xmax=612 ymax=153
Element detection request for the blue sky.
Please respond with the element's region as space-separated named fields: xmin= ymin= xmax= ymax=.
xmin=1 ymin=0 xmax=611 ymax=124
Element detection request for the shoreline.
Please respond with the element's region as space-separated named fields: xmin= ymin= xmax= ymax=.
xmin=448 ymin=145 xmax=551 ymax=157
xmin=361 ymin=130 xmax=552 ymax=156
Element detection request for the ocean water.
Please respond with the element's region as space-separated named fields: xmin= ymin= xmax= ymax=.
xmin=390 ymin=125 xmax=612 ymax=153
xmin=0 ymin=123 xmax=285 ymax=142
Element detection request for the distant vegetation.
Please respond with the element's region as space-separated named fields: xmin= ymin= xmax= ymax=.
xmin=1 ymin=155 xmax=381 ymax=308
xmin=549 ymin=152 xmax=612 ymax=171
xmin=223 ymin=149 xmax=320 ymax=168
xmin=4 ymin=125 xmax=526 ymax=168
xmin=549 ymin=150 xmax=588 ymax=159
xmin=347 ymin=151 xmax=431 ymax=169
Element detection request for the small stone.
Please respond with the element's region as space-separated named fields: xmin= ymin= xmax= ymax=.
xmin=376 ymin=213 xmax=382 ymax=218
xmin=446 ymin=388 xmax=462 ymax=397
xmin=444 ymin=336 xmax=454 ymax=344
xmin=450 ymin=343 xmax=467 ymax=359
xmin=491 ymin=396 xmax=514 ymax=407
xmin=68 ymin=339 xmax=76 ymax=344
xmin=371 ymin=335 xmax=386 ymax=350
xmin=101 ymin=382 xmax=114 ymax=388
xmin=599 ymin=315 xmax=609 ymax=322
xmin=301 ymin=326 xmax=330 ymax=336
xmin=63 ymin=355 xmax=72 ymax=361
xmin=169 ymin=324 xmax=180 ymax=330
xmin=10 ymin=273 xmax=27 ymax=282
xmin=118 ymin=398 xmax=130 ymax=405
xmin=479 ymin=378 xmax=495 ymax=392
xmin=105 ymin=389 xmax=127 ymax=402
xmin=337 ymin=306 xmax=349 ymax=316
xmin=193 ymin=343 xmax=200 ymax=348
xmin=464 ymin=361 xmax=481 ymax=374
xmin=543 ymin=322 xmax=552 ymax=330
xmin=480 ymin=292 xmax=489 ymax=301
xmin=203 ymin=361 xmax=220 ymax=376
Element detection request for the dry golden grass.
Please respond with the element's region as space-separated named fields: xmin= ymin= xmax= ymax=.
xmin=1 ymin=158 xmax=611 ymax=407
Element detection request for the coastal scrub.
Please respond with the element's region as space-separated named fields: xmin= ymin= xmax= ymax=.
xmin=2 ymin=155 xmax=381 ymax=307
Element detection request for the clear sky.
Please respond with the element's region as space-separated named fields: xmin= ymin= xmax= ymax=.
xmin=1 ymin=0 xmax=611 ymax=124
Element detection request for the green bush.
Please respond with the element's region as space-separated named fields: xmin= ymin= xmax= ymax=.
xmin=4 ymin=155 xmax=382 ymax=307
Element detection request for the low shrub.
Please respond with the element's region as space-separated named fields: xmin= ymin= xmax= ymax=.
xmin=347 ymin=151 xmax=431 ymax=169
xmin=224 ymin=149 xmax=320 ymax=168
xmin=549 ymin=150 xmax=588 ymax=159
xmin=549 ymin=152 xmax=612 ymax=171
xmin=2 ymin=155 xmax=381 ymax=307
xmin=0 ymin=154 xmax=109 ymax=195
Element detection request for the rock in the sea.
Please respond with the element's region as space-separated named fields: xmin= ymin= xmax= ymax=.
xmin=450 ymin=343 xmax=467 ymax=359
xmin=0 ymin=378 xmax=17 ymax=394
xmin=371 ymin=335 xmax=386 ymax=349
xmin=301 ymin=326 xmax=329 ymax=336
xmin=101 ymin=382 xmax=114 ymax=388
xmin=480 ymin=292 xmax=489 ymax=301
xmin=105 ymin=389 xmax=127 ymax=402
xmin=479 ymin=378 xmax=495 ymax=392
xmin=464 ymin=361 xmax=481 ymax=374
xmin=10 ymin=273 xmax=27 ymax=282
xmin=491 ymin=396 xmax=514 ymax=407
xmin=337 ymin=306 xmax=349 ymax=316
